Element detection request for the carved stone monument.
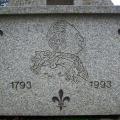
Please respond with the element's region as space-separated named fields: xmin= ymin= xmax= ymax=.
xmin=0 ymin=0 xmax=120 ymax=116
xmin=8 ymin=0 xmax=113 ymax=6
xmin=8 ymin=0 xmax=46 ymax=6
xmin=75 ymin=0 xmax=113 ymax=5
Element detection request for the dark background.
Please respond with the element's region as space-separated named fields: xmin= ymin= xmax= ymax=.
xmin=0 ymin=116 xmax=120 ymax=120
xmin=47 ymin=0 xmax=74 ymax=5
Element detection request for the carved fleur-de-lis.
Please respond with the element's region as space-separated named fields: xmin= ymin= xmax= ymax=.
xmin=52 ymin=89 xmax=70 ymax=111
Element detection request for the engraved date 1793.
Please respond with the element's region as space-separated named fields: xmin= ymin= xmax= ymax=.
xmin=90 ymin=81 xmax=112 ymax=89
xmin=10 ymin=81 xmax=32 ymax=90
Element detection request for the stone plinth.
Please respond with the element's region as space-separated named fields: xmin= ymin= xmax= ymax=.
xmin=74 ymin=0 xmax=113 ymax=5
xmin=0 ymin=5 xmax=120 ymax=116
xmin=7 ymin=0 xmax=113 ymax=6
xmin=8 ymin=0 xmax=46 ymax=6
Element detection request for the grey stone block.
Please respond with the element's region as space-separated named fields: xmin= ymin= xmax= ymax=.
xmin=0 ymin=6 xmax=120 ymax=15
xmin=7 ymin=0 xmax=113 ymax=6
xmin=74 ymin=0 xmax=113 ymax=5
xmin=0 ymin=5 xmax=120 ymax=116
xmin=8 ymin=0 xmax=46 ymax=6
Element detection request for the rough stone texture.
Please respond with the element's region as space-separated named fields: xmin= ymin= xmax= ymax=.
xmin=0 ymin=6 xmax=120 ymax=15
xmin=7 ymin=0 xmax=113 ymax=6
xmin=74 ymin=0 xmax=113 ymax=5
xmin=0 ymin=14 xmax=120 ymax=115
xmin=0 ymin=0 xmax=119 ymax=117
xmin=8 ymin=0 xmax=46 ymax=6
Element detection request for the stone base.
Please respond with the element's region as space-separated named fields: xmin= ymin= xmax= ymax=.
xmin=8 ymin=0 xmax=113 ymax=6
xmin=0 ymin=13 xmax=120 ymax=115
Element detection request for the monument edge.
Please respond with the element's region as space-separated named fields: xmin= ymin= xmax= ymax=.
xmin=0 ymin=6 xmax=120 ymax=15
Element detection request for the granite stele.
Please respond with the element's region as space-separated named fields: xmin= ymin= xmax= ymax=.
xmin=0 ymin=0 xmax=120 ymax=116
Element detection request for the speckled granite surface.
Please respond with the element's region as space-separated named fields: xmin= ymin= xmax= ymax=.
xmin=0 ymin=6 xmax=120 ymax=14
xmin=0 ymin=14 xmax=120 ymax=115
xmin=0 ymin=0 xmax=120 ymax=117
xmin=7 ymin=0 xmax=113 ymax=6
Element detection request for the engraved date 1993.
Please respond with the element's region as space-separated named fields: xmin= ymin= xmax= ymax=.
xmin=10 ymin=81 xmax=32 ymax=90
xmin=90 ymin=81 xmax=112 ymax=89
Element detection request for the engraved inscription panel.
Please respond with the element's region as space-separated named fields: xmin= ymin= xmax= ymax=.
xmin=0 ymin=15 xmax=120 ymax=115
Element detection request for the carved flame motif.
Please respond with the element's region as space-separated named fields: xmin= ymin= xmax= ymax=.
xmin=52 ymin=89 xmax=70 ymax=111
